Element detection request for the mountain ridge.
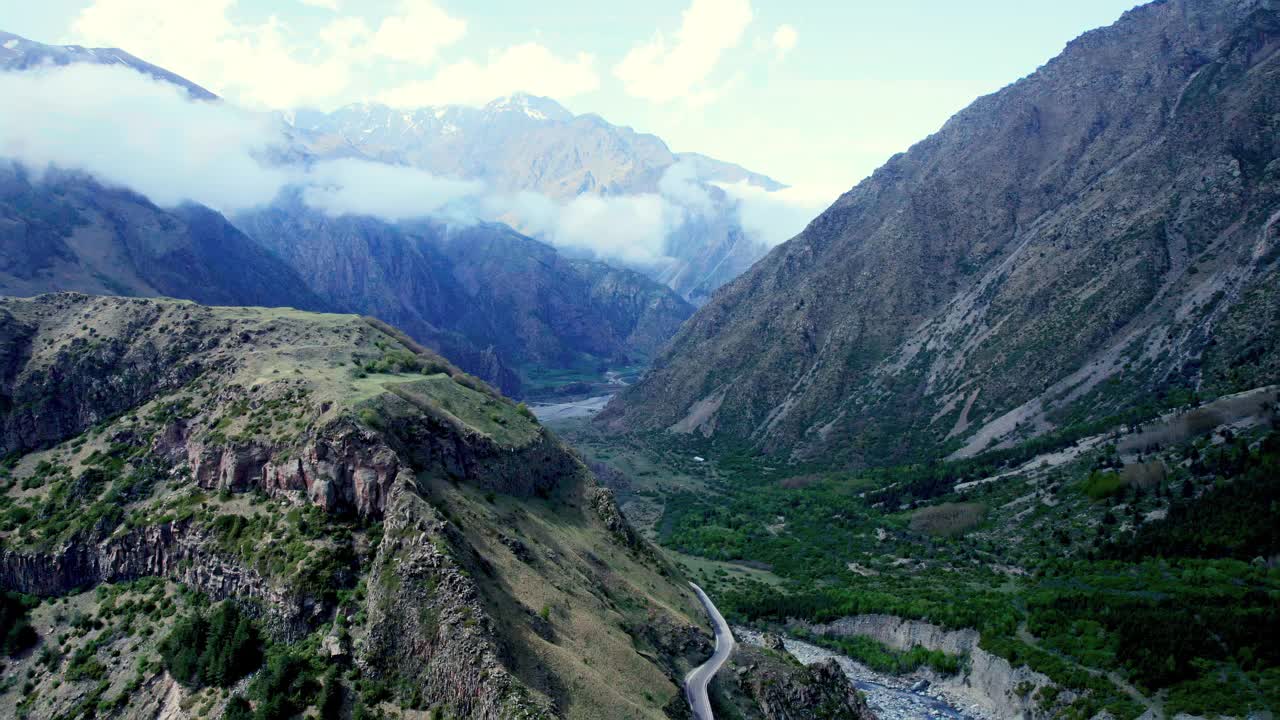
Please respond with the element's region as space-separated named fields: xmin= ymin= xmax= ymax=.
xmin=600 ymin=0 xmax=1280 ymax=466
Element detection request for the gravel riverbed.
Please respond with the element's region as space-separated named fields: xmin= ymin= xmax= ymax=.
xmin=735 ymin=627 xmax=996 ymax=720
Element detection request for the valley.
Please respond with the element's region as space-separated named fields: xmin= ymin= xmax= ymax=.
xmin=1 ymin=0 xmax=1279 ymax=718
xmin=552 ymin=385 xmax=1280 ymax=719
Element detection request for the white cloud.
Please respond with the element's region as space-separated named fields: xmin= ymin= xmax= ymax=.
xmin=657 ymin=161 xmax=715 ymax=215
xmin=0 ymin=61 xmax=822 ymax=266
xmin=69 ymin=0 xmax=356 ymax=108
xmin=0 ymin=62 xmax=290 ymax=211
xmin=772 ymin=24 xmax=797 ymax=60
xmin=551 ymin=194 xmax=679 ymax=264
xmin=67 ymin=0 xmax=469 ymax=108
xmin=379 ymin=43 xmax=598 ymax=107
xmin=304 ymin=159 xmax=481 ymax=220
xmin=0 ymin=63 xmax=487 ymax=222
xmin=299 ymin=0 xmax=340 ymax=11
xmin=714 ymin=180 xmax=841 ymax=246
xmin=613 ymin=0 xmax=753 ymax=104
xmin=369 ymin=0 xmax=466 ymax=65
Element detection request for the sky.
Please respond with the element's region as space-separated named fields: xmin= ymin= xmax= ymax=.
xmin=2 ymin=0 xmax=1146 ymax=194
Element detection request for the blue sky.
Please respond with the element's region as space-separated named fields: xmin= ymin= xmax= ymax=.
xmin=3 ymin=0 xmax=1146 ymax=191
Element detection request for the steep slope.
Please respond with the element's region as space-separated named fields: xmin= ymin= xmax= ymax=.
xmin=602 ymin=0 xmax=1280 ymax=466
xmin=0 ymin=162 xmax=325 ymax=311
xmin=285 ymin=94 xmax=785 ymax=301
xmin=0 ymin=293 xmax=705 ymax=719
xmin=233 ymin=200 xmax=695 ymax=394
xmin=0 ymin=29 xmax=215 ymax=99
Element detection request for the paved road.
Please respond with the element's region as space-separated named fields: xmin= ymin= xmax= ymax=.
xmin=685 ymin=582 xmax=735 ymax=720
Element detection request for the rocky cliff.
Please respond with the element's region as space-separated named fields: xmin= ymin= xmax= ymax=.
xmin=715 ymin=643 xmax=878 ymax=720
xmin=0 ymin=293 xmax=708 ymax=719
xmin=601 ymin=0 xmax=1280 ymax=466
xmin=794 ymin=616 xmax=1058 ymax=719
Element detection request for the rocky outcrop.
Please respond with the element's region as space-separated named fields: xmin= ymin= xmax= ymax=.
xmin=726 ymin=645 xmax=877 ymax=720
xmin=360 ymin=478 xmax=552 ymax=720
xmin=800 ymin=615 xmax=980 ymax=657
xmin=158 ymin=411 xmax=404 ymax=519
xmin=0 ymin=521 xmax=313 ymax=637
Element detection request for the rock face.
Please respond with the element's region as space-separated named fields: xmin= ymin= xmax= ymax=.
xmin=0 ymin=521 xmax=314 ymax=637
xmin=0 ymin=293 xmax=709 ymax=720
xmin=796 ymin=615 xmax=1056 ymax=719
xmin=722 ymin=645 xmax=878 ymax=720
xmin=0 ymin=163 xmax=327 ymax=313
xmin=602 ymin=0 xmax=1280 ymax=466
xmin=234 ymin=200 xmax=695 ymax=395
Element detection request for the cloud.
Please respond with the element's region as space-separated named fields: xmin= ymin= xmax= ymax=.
xmin=549 ymin=194 xmax=679 ymax=264
xmin=658 ymin=161 xmax=715 ymax=216
xmin=299 ymin=0 xmax=340 ymax=10
xmin=67 ymin=0 xmax=468 ymax=108
xmin=379 ymin=43 xmax=598 ymax=107
xmin=772 ymin=24 xmax=797 ymax=60
xmin=714 ymin=180 xmax=841 ymax=246
xmin=0 ymin=62 xmax=290 ymax=211
xmin=0 ymin=62 xmax=486 ymax=221
xmin=613 ymin=0 xmax=753 ymax=104
xmin=0 ymin=61 xmax=823 ymax=268
xmin=368 ymin=0 xmax=466 ymax=65
xmin=304 ymin=159 xmax=481 ymax=220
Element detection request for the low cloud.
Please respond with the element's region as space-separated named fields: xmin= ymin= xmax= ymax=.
xmin=0 ymin=62 xmax=290 ymax=210
xmin=304 ymin=159 xmax=481 ymax=221
xmin=0 ymin=62 xmax=833 ymax=267
xmin=0 ymin=62 xmax=478 ymax=218
xmin=714 ymin=180 xmax=842 ymax=246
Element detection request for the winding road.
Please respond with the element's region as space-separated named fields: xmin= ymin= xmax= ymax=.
xmin=685 ymin=582 xmax=735 ymax=720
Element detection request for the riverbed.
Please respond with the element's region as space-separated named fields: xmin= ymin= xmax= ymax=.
xmin=529 ymin=394 xmax=614 ymax=422
xmin=735 ymin=628 xmax=993 ymax=720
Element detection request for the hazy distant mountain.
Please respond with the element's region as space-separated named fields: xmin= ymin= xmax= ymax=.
xmin=602 ymin=0 xmax=1280 ymax=466
xmin=285 ymin=94 xmax=785 ymax=302
xmin=286 ymin=94 xmax=783 ymax=200
xmin=0 ymin=30 xmax=215 ymax=99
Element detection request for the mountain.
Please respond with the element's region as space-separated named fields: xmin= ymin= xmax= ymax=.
xmin=233 ymin=199 xmax=695 ymax=396
xmin=0 ymin=162 xmax=325 ymax=311
xmin=0 ymin=29 xmax=215 ymax=99
xmin=600 ymin=0 xmax=1280 ymax=466
xmin=285 ymin=94 xmax=785 ymax=302
xmin=286 ymin=94 xmax=784 ymax=201
xmin=0 ymin=293 xmax=868 ymax=720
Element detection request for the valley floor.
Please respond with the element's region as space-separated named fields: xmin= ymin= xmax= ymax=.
xmin=551 ymin=388 xmax=1280 ymax=720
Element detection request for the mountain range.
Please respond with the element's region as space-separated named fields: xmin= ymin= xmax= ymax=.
xmin=601 ymin=0 xmax=1280 ymax=466
xmin=284 ymin=93 xmax=785 ymax=303
xmin=0 ymin=30 xmax=734 ymax=396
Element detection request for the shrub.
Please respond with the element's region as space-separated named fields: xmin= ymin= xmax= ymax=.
xmin=1080 ymin=471 xmax=1125 ymax=501
xmin=159 ymin=603 xmax=262 ymax=689
xmin=0 ymin=592 xmax=38 ymax=656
